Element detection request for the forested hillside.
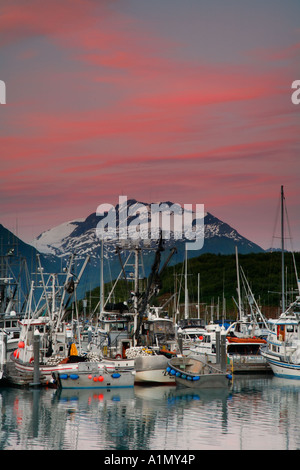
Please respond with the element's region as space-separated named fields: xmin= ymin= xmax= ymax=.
xmin=83 ymin=252 xmax=300 ymax=321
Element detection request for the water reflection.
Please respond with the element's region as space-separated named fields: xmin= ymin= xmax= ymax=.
xmin=1 ymin=375 xmax=300 ymax=449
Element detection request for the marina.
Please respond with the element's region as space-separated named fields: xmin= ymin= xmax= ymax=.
xmin=1 ymin=187 xmax=299 ymax=450
xmin=1 ymin=0 xmax=299 ymax=453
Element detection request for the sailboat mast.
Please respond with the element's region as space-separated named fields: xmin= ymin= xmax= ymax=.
xmin=281 ymin=185 xmax=285 ymax=313
xmin=235 ymin=246 xmax=242 ymax=321
xmin=184 ymin=246 xmax=189 ymax=319
xmin=100 ymin=239 xmax=104 ymax=316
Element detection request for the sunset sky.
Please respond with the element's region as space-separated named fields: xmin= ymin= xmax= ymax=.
xmin=1 ymin=0 xmax=299 ymax=250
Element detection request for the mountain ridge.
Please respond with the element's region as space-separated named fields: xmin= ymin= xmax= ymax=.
xmin=31 ymin=200 xmax=264 ymax=260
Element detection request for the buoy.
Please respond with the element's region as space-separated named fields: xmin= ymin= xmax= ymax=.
xmin=187 ymin=375 xmax=192 ymax=381
xmin=60 ymin=374 xmax=68 ymax=380
xmin=98 ymin=376 xmax=104 ymax=382
xmin=176 ymin=372 xmax=181 ymax=377
xmin=181 ymin=374 xmax=187 ymax=379
xmin=93 ymin=376 xmax=98 ymax=382
xmin=166 ymin=366 xmax=171 ymax=373
xmin=170 ymin=369 xmax=176 ymax=375
xmin=112 ymin=373 xmax=121 ymax=379
xmin=70 ymin=374 xmax=79 ymax=380
xmin=88 ymin=374 xmax=92 ymax=380
xmin=192 ymin=376 xmax=200 ymax=381
xmin=18 ymin=341 xmax=25 ymax=349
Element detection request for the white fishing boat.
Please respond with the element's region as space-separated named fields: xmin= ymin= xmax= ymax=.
xmin=260 ymin=186 xmax=300 ymax=379
xmin=189 ymin=323 xmax=269 ymax=373
xmin=0 ymin=249 xmax=32 ymax=366
xmin=177 ymin=318 xmax=206 ymax=355
xmin=53 ymin=360 xmax=135 ymax=389
xmin=8 ymin=254 xmax=92 ymax=386
xmin=166 ymin=356 xmax=232 ymax=389
xmin=126 ymin=346 xmax=176 ymax=384
xmin=260 ymin=297 xmax=300 ymax=379
xmin=122 ymin=307 xmax=178 ymax=384
xmin=90 ymin=238 xmax=178 ymax=384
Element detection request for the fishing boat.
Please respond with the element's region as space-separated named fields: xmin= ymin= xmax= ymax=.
xmin=90 ymin=237 xmax=179 ymax=384
xmin=0 ymin=249 xmax=31 ymax=371
xmin=122 ymin=308 xmax=178 ymax=384
xmin=260 ymin=297 xmax=300 ymax=379
xmin=53 ymin=360 xmax=135 ymax=389
xmin=166 ymin=356 xmax=232 ymax=389
xmin=189 ymin=323 xmax=269 ymax=373
xmin=177 ymin=317 xmax=206 ymax=355
xmin=7 ymin=254 xmax=92 ymax=386
xmin=127 ymin=346 xmax=176 ymax=384
xmin=260 ymin=187 xmax=300 ymax=379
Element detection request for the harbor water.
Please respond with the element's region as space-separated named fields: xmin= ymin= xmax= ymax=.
xmin=1 ymin=374 xmax=300 ymax=450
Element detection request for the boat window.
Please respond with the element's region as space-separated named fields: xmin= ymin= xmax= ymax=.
xmin=110 ymin=322 xmax=126 ymax=331
xmin=153 ymin=321 xmax=174 ymax=334
xmin=286 ymin=325 xmax=294 ymax=332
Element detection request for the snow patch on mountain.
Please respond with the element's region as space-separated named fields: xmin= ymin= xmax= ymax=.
xmin=31 ymin=219 xmax=84 ymax=255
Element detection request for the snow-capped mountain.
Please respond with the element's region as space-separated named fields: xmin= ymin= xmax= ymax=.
xmin=31 ymin=199 xmax=263 ymax=263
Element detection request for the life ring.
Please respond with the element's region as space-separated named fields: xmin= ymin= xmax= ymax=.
xmin=29 ymin=357 xmax=34 ymax=364
xmin=115 ymin=354 xmax=122 ymax=359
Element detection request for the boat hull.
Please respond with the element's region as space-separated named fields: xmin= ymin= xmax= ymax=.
xmin=134 ymin=354 xmax=176 ymax=384
xmin=174 ymin=373 xmax=230 ymax=389
xmin=54 ymin=362 xmax=135 ymax=389
xmin=261 ymin=351 xmax=300 ymax=380
xmin=167 ymin=356 xmax=232 ymax=389
xmin=134 ymin=368 xmax=175 ymax=384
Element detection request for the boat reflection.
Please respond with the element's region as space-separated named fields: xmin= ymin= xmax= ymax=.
xmin=1 ymin=374 xmax=300 ymax=449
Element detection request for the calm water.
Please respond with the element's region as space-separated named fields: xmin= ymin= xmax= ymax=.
xmin=1 ymin=374 xmax=300 ymax=450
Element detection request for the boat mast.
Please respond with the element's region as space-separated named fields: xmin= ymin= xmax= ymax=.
xmin=184 ymin=246 xmax=189 ymax=319
xmin=100 ymin=238 xmax=104 ymax=317
xmin=133 ymin=246 xmax=139 ymax=346
xmin=281 ymin=185 xmax=285 ymax=313
xmin=235 ymin=246 xmax=243 ymax=321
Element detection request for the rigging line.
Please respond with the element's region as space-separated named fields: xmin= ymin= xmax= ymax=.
xmin=284 ymin=201 xmax=300 ymax=293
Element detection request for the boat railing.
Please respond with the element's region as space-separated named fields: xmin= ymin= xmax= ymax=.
xmin=228 ymin=353 xmax=267 ymax=364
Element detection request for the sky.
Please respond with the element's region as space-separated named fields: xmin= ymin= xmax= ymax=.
xmin=0 ymin=0 xmax=299 ymax=251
